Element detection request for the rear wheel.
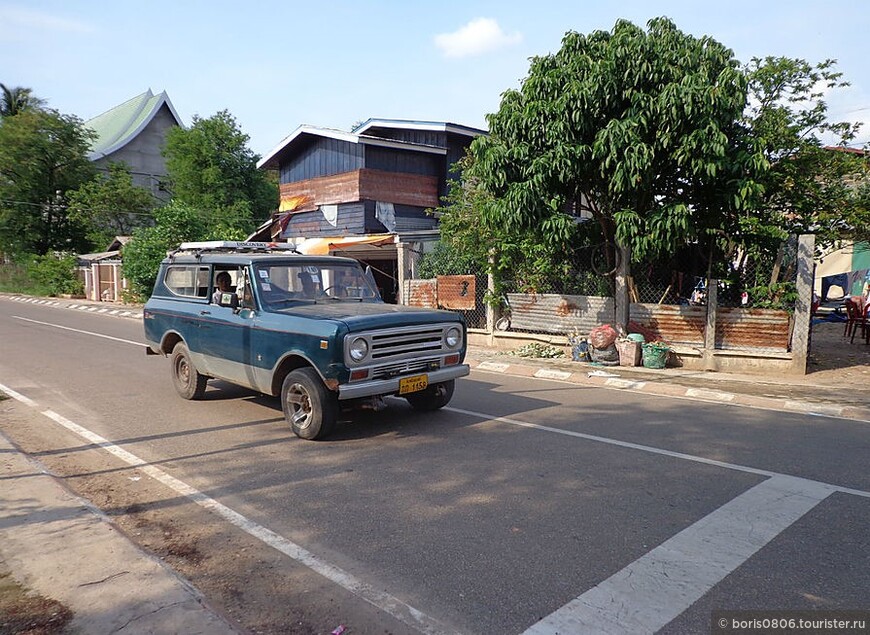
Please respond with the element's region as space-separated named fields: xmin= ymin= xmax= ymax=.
xmin=281 ymin=368 xmax=338 ymax=440
xmin=171 ymin=342 xmax=207 ymax=400
xmin=405 ymin=380 xmax=455 ymax=411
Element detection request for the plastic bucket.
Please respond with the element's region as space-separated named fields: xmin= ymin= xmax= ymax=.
xmin=616 ymin=340 xmax=641 ymax=366
xmin=641 ymin=343 xmax=669 ymax=369
xmin=627 ymin=333 xmax=645 ymax=343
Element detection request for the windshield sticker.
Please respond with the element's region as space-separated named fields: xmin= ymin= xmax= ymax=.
xmin=260 ymin=282 xmax=272 ymax=291
xmin=258 ymin=270 xmax=269 ymax=279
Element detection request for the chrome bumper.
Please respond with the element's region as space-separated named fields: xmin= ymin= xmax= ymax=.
xmin=338 ymin=365 xmax=470 ymax=400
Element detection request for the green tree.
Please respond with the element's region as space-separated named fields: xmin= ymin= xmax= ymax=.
xmin=68 ymin=163 xmax=157 ymax=249
xmin=471 ymin=18 xmax=765 ymax=262
xmin=122 ymin=202 xmax=204 ymax=299
xmin=744 ymin=56 xmax=870 ymax=251
xmin=163 ymin=110 xmax=277 ymax=234
xmin=0 ymin=83 xmax=45 ymax=118
xmin=0 ymin=108 xmax=95 ymax=256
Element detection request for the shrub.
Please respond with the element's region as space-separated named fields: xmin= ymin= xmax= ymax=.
xmin=26 ymin=253 xmax=84 ymax=296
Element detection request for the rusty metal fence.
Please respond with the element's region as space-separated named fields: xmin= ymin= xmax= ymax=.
xmin=403 ymin=274 xmax=488 ymax=329
xmin=406 ymin=238 xmax=805 ymax=356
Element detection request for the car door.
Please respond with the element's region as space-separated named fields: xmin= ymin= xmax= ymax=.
xmin=197 ymin=266 xmax=257 ymax=389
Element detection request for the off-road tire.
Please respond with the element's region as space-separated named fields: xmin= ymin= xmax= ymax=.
xmin=171 ymin=342 xmax=208 ymax=400
xmin=281 ymin=368 xmax=338 ymax=440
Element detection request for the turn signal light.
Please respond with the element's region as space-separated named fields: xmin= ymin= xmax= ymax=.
xmin=350 ymin=369 xmax=369 ymax=381
xmin=444 ymin=354 xmax=460 ymax=366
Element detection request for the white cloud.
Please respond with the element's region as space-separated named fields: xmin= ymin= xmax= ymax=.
xmin=0 ymin=6 xmax=95 ymax=41
xmin=434 ymin=18 xmax=522 ymax=59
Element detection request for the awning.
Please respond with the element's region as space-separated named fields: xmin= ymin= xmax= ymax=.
xmin=296 ymin=234 xmax=396 ymax=256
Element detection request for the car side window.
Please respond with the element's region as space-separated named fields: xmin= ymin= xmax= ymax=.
xmin=164 ymin=266 xmax=210 ymax=299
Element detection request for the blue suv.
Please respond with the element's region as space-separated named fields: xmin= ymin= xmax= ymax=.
xmin=144 ymin=242 xmax=469 ymax=439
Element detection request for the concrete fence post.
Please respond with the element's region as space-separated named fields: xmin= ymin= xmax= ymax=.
xmin=703 ymin=279 xmax=719 ymax=370
xmin=614 ymin=243 xmax=631 ymax=330
xmin=791 ymin=233 xmax=815 ymax=374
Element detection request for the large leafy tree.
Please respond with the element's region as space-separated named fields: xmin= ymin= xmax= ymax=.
xmin=122 ymin=202 xmax=204 ymax=299
xmin=68 ymin=163 xmax=157 ymax=250
xmin=0 ymin=83 xmax=45 ymax=118
xmin=163 ymin=110 xmax=277 ymax=235
xmin=0 ymin=108 xmax=95 ymax=255
xmin=471 ymin=18 xmax=766 ymax=262
xmin=744 ymin=56 xmax=870 ymax=250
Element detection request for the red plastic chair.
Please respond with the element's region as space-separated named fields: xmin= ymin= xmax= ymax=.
xmin=844 ymin=297 xmax=868 ymax=343
xmin=844 ymin=298 xmax=859 ymax=340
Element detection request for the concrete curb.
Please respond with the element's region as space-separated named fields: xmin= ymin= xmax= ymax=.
xmin=3 ymin=295 xmax=144 ymax=320
xmin=466 ymin=356 xmax=870 ymax=423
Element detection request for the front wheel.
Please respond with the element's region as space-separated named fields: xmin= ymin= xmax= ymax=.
xmin=171 ymin=342 xmax=207 ymax=400
xmin=405 ymin=380 xmax=455 ymax=411
xmin=281 ymin=368 xmax=338 ymax=440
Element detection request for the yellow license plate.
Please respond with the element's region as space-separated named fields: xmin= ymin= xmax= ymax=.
xmin=399 ymin=374 xmax=428 ymax=394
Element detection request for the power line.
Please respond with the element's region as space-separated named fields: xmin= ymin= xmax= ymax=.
xmin=0 ymin=198 xmax=157 ymax=217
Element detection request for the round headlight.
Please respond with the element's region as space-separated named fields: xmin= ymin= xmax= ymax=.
xmin=349 ymin=337 xmax=369 ymax=361
xmin=445 ymin=326 xmax=462 ymax=348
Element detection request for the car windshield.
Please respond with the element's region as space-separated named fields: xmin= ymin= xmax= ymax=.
xmin=253 ymin=262 xmax=381 ymax=310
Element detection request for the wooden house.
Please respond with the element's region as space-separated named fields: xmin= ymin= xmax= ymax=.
xmin=256 ymin=119 xmax=486 ymax=302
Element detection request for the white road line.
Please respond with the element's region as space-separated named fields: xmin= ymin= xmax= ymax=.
xmin=444 ymin=406 xmax=870 ymax=499
xmin=524 ymin=475 xmax=834 ymax=635
xmin=11 ymin=316 xmax=144 ymax=347
xmin=0 ymin=384 xmax=451 ymax=635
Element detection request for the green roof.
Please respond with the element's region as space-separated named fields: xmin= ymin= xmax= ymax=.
xmin=85 ymin=89 xmax=182 ymax=160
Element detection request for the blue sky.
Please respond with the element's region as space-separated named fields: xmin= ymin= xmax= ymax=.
xmin=1 ymin=0 xmax=868 ymax=157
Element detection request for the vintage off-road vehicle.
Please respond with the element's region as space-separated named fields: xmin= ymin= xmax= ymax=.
xmin=144 ymin=242 xmax=469 ymax=439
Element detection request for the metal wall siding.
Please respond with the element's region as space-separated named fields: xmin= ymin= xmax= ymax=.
xmin=364 ymin=203 xmax=438 ymax=233
xmin=282 ymin=138 xmax=364 ymax=183
xmin=437 ymin=275 xmax=476 ymax=310
xmin=282 ymin=203 xmax=366 ymax=237
xmin=365 ymin=146 xmax=440 ymax=176
xmin=715 ymin=308 xmax=791 ymax=351
xmin=507 ymin=294 xmax=615 ymax=334
xmin=629 ymin=304 xmax=707 ymax=345
xmin=404 ymin=279 xmax=438 ymax=308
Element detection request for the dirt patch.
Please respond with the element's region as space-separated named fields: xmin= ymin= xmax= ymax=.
xmin=807 ymin=320 xmax=870 ymax=386
xmin=0 ymin=569 xmax=72 ymax=635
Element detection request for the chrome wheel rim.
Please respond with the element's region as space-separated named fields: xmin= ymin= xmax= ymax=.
xmin=176 ymin=356 xmax=190 ymax=386
xmin=285 ymin=382 xmax=313 ymax=429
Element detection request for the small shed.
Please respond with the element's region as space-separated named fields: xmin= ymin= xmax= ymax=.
xmin=77 ymin=237 xmax=131 ymax=302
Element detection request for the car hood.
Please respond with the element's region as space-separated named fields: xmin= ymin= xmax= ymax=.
xmin=275 ymin=301 xmax=462 ymax=331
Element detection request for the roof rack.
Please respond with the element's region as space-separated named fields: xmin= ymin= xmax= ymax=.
xmin=169 ymin=241 xmax=301 ymax=257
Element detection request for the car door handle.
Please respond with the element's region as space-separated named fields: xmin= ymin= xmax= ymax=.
xmin=200 ymin=310 xmax=211 ymax=316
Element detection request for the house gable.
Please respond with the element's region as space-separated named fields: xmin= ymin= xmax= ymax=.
xmin=85 ymin=90 xmax=183 ymax=198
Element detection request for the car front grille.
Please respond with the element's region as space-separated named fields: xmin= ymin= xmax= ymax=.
xmin=345 ymin=323 xmax=461 ymax=370
xmin=370 ymin=359 xmax=440 ymax=380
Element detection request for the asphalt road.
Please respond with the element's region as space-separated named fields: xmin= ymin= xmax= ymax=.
xmin=1 ymin=298 xmax=868 ymax=634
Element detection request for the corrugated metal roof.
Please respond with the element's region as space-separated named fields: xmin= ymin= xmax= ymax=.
xmin=85 ymin=89 xmax=182 ymax=160
xmin=352 ymin=118 xmax=487 ymax=137
xmin=257 ymin=124 xmax=448 ymax=171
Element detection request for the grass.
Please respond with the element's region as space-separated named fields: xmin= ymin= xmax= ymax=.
xmin=0 ymin=264 xmax=48 ymax=296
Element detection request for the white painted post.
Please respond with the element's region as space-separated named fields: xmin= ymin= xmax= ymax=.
xmin=791 ymin=234 xmax=815 ymax=374
xmin=703 ymin=278 xmax=718 ymax=370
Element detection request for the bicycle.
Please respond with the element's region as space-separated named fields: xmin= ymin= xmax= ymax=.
xmin=494 ymin=294 xmax=512 ymax=331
